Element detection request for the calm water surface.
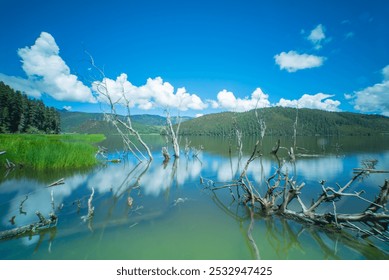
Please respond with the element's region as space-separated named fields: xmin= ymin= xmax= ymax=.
xmin=0 ymin=135 xmax=388 ymax=259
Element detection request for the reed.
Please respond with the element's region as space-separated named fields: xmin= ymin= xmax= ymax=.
xmin=0 ymin=134 xmax=105 ymax=169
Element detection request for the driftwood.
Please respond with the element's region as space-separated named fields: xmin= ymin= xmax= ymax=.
xmin=0 ymin=211 xmax=57 ymax=241
xmin=202 ymin=143 xmax=389 ymax=242
xmin=81 ymin=187 xmax=95 ymax=222
xmin=353 ymin=168 xmax=389 ymax=174
xmin=81 ymin=187 xmax=95 ymax=232
xmin=47 ymin=178 xmax=65 ymax=187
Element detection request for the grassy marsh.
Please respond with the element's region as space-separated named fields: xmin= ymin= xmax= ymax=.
xmin=0 ymin=134 xmax=105 ymax=169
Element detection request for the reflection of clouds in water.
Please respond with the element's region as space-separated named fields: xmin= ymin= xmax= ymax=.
xmin=211 ymin=155 xmax=344 ymax=187
xmin=212 ymin=156 xmax=272 ymax=183
xmin=87 ymin=162 xmax=139 ymax=194
xmin=1 ymin=179 xmax=46 ymax=227
xmin=295 ymin=156 xmax=344 ymax=181
xmin=249 ymin=158 xmax=272 ymax=183
xmin=85 ymin=158 xmax=204 ymax=197
xmin=143 ymin=158 xmax=203 ymax=196
xmin=1 ymin=174 xmax=87 ymax=228
xmin=21 ymin=235 xmax=39 ymax=246
xmin=141 ymin=163 xmax=172 ymax=196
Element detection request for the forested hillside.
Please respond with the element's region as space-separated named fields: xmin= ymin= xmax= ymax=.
xmin=59 ymin=110 xmax=163 ymax=134
xmin=59 ymin=111 xmax=191 ymax=134
xmin=0 ymin=82 xmax=60 ymax=133
xmin=178 ymin=107 xmax=389 ymax=136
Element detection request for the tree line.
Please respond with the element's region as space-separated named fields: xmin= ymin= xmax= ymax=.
xmin=0 ymin=82 xmax=60 ymax=134
xmin=178 ymin=107 xmax=389 ymax=137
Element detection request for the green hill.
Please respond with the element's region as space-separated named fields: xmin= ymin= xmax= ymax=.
xmin=59 ymin=111 xmax=192 ymax=135
xmin=178 ymin=107 xmax=389 ymax=136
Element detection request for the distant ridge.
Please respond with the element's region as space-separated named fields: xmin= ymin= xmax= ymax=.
xmin=178 ymin=107 xmax=389 ymax=136
xmin=59 ymin=110 xmax=192 ymax=134
xmin=59 ymin=108 xmax=389 ymax=137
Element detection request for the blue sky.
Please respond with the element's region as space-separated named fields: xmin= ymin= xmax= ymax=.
xmin=0 ymin=0 xmax=388 ymax=116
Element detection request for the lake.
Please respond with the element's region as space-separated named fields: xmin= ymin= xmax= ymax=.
xmin=0 ymin=135 xmax=388 ymax=259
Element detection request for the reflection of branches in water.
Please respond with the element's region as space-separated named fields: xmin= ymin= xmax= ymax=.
xmin=19 ymin=195 xmax=28 ymax=215
xmin=33 ymin=227 xmax=57 ymax=254
xmin=263 ymin=218 xmax=305 ymax=258
xmin=97 ymin=161 xmax=151 ymax=243
xmin=206 ymin=173 xmax=389 ymax=259
xmin=203 ymin=138 xmax=389 ymax=245
xmin=112 ymin=162 xmax=143 ymax=199
xmin=309 ymin=230 xmax=340 ymax=260
xmin=247 ymin=205 xmax=260 ymax=259
xmin=208 ymin=189 xmax=260 ymax=259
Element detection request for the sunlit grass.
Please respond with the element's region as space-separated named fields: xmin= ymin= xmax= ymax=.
xmin=0 ymin=134 xmax=105 ymax=169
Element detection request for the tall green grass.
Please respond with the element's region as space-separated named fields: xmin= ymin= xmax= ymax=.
xmin=0 ymin=134 xmax=106 ymax=170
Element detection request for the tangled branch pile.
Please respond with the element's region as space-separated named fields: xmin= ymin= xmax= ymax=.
xmin=201 ymin=141 xmax=389 ymax=242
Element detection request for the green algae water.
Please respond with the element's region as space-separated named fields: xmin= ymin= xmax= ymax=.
xmin=0 ymin=135 xmax=388 ymax=259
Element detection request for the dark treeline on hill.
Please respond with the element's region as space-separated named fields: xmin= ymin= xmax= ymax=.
xmin=178 ymin=107 xmax=389 ymax=137
xmin=0 ymin=82 xmax=60 ymax=134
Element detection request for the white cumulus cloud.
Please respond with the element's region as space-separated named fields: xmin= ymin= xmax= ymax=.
xmin=276 ymin=93 xmax=341 ymax=111
xmin=0 ymin=32 xmax=94 ymax=103
xmin=93 ymin=74 xmax=207 ymax=111
xmin=274 ymin=51 xmax=325 ymax=72
xmin=18 ymin=32 xmax=94 ymax=102
xmin=351 ymin=65 xmax=389 ymax=116
xmin=0 ymin=73 xmax=41 ymax=98
xmin=211 ymin=88 xmax=270 ymax=112
xmin=307 ymin=24 xmax=326 ymax=49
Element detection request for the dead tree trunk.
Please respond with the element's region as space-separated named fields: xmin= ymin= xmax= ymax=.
xmin=88 ymin=53 xmax=153 ymax=162
xmin=165 ymin=110 xmax=180 ymax=158
xmin=0 ymin=212 xmax=57 ymax=241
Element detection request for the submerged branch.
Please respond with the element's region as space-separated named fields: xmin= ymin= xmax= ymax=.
xmin=0 ymin=212 xmax=58 ymax=241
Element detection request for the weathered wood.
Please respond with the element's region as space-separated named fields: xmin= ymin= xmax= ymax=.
xmin=81 ymin=187 xmax=95 ymax=222
xmin=0 ymin=151 xmax=6 ymax=156
xmin=87 ymin=53 xmax=153 ymax=162
xmin=162 ymin=147 xmax=170 ymax=163
xmin=165 ymin=110 xmax=180 ymax=158
xmin=47 ymin=178 xmax=65 ymax=187
xmin=202 ymin=150 xmax=389 ymax=242
xmin=0 ymin=212 xmax=57 ymax=241
xmin=353 ymin=168 xmax=389 ymax=174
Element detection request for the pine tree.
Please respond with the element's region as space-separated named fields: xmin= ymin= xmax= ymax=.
xmin=0 ymin=81 xmax=61 ymax=134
